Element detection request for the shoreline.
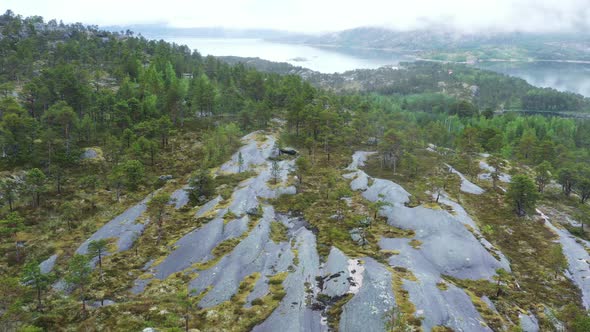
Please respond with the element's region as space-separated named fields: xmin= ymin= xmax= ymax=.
xmin=277 ymin=41 xmax=590 ymax=65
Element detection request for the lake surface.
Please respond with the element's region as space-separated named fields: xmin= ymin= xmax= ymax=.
xmin=152 ymin=36 xmax=590 ymax=97
xmin=475 ymin=61 xmax=590 ymax=97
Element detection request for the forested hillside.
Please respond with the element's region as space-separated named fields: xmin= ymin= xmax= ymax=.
xmin=220 ymin=57 xmax=590 ymax=113
xmin=275 ymin=27 xmax=590 ymax=62
xmin=1 ymin=11 xmax=590 ymax=332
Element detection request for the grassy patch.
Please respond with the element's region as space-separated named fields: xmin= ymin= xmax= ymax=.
xmin=409 ymin=239 xmax=423 ymax=249
xmin=269 ymin=221 xmax=288 ymax=243
xmin=390 ymin=266 xmax=421 ymax=328
xmin=326 ymin=293 xmax=354 ymax=331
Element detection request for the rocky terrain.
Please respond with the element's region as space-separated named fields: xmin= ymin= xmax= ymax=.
xmin=33 ymin=130 xmax=588 ymax=331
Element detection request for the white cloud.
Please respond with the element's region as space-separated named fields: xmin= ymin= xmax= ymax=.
xmin=2 ymin=0 xmax=589 ymax=33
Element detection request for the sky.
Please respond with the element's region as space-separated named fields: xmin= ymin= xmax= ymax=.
xmin=2 ymin=0 xmax=590 ymax=33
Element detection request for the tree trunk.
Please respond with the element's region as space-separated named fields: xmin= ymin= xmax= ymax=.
xmin=37 ymin=286 xmax=42 ymax=310
xmin=57 ymin=173 xmax=62 ymax=194
xmin=81 ymin=287 xmax=86 ymax=314
xmin=157 ymin=217 xmax=163 ymax=244
xmin=116 ymin=184 xmax=121 ymax=202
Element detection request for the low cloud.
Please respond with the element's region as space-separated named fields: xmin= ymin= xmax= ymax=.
xmin=2 ymin=0 xmax=589 ymax=33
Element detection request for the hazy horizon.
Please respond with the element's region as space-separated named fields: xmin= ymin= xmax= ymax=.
xmin=2 ymin=0 xmax=590 ymax=34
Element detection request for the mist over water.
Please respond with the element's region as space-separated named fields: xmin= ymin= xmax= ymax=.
xmin=152 ymin=36 xmax=412 ymax=73
xmin=474 ymin=61 xmax=590 ymax=97
xmin=158 ymin=36 xmax=590 ymax=97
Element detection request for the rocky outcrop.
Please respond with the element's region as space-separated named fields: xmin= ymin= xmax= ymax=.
xmin=446 ymin=164 xmax=485 ymax=195
xmin=345 ymin=151 xmax=507 ymax=331
xmin=539 ymin=208 xmax=590 ymax=309
xmin=76 ymin=193 xmax=153 ymax=256
xmin=339 ymin=258 xmax=395 ymax=332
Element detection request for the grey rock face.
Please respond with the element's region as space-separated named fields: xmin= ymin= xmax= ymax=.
xmin=158 ymin=174 xmax=173 ymax=182
xmin=130 ymin=210 xmax=250 ymax=294
xmin=227 ymin=158 xmax=295 ymax=216
xmin=132 ymin=133 xmax=299 ymax=296
xmin=437 ymin=193 xmax=511 ymax=271
xmin=345 ymin=151 xmax=376 ymax=171
xmin=253 ymin=226 xmax=323 ymax=332
xmin=446 ymin=164 xmax=485 ymax=195
xmin=219 ymin=131 xmax=276 ymax=174
xmin=540 ymin=209 xmax=590 ymax=309
xmin=157 ymin=215 xmax=248 ymax=279
xmin=195 ymin=195 xmax=223 ymax=218
xmin=349 ymin=228 xmax=368 ymax=246
xmin=321 ymin=247 xmax=352 ymax=298
xmin=169 ymin=185 xmax=189 ymax=209
xmin=481 ymin=296 xmax=497 ymax=312
xmin=76 ymin=192 xmax=153 ymax=255
xmin=80 ymin=148 xmax=100 ymax=160
xmin=381 ymin=237 xmax=492 ymax=331
xmin=519 ymin=313 xmax=539 ymax=332
xmin=339 ymin=258 xmax=395 ymax=332
xmin=190 ymin=206 xmax=294 ymax=307
xmin=543 ymin=306 xmax=566 ymax=332
xmin=39 ymin=254 xmax=58 ymax=274
xmin=345 ymin=151 xmax=504 ymax=331
xmin=478 ymin=160 xmax=512 ymax=183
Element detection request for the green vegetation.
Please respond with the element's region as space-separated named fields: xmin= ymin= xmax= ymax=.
xmin=1 ymin=10 xmax=590 ymax=332
xmin=147 ymin=193 xmax=171 ymax=244
xmin=507 ymin=175 xmax=539 ymax=217
xmin=87 ymin=239 xmax=109 ymax=273
xmin=20 ymin=260 xmax=52 ymax=310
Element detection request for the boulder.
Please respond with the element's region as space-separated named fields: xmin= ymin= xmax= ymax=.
xmin=350 ymin=228 xmax=367 ymax=245
xmin=359 ymin=217 xmax=372 ymax=226
xmin=279 ymin=147 xmax=298 ymax=156
xmin=246 ymin=206 xmax=261 ymax=217
xmin=158 ymin=175 xmax=173 ymax=182
xmin=519 ymin=313 xmax=539 ymax=332
xmin=80 ymin=147 xmax=103 ymax=161
xmin=366 ymin=137 xmax=379 ymax=145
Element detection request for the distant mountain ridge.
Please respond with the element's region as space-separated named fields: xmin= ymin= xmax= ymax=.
xmin=273 ymin=27 xmax=590 ymax=62
xmin=104 ymin=24 xmax=590 ymax=62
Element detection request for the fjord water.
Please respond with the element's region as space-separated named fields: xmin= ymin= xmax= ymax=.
xmin=156 ymin=36 xmax=412 ymax=73
xmin=160 ymin=36 xmax=590 ymax=97
xmin=475 ymin=61 xmax=590 ymax=97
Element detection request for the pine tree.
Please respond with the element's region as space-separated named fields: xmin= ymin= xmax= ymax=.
xmin=21 ymin=261 xmax=51 ymax=310
xmin=535 ymin=161 xmax=553 ymax=193
xmin=88 ymin=239 xmax=109 ymax=275
xmin=65 ymin=254 xmax=92 ymax=313
xmin=148 ymin=193 xmax=171 ymax=244
xmin=507 ymin=175 xmax=539 ymax=217
xmin=270 ymin=160 xmax=281 ymax=185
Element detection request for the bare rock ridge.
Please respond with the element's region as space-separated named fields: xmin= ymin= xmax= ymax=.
xmin=538 ymin=208 xmax=590 ymax=309
xmin=344 ymin=151 xmax=510 ymax=331
xmin=56 ymin=133 xmax=590 ymax=332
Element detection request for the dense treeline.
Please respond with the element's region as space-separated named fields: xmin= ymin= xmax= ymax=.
xmin=2 ymin=9 xmax=588 ymax=222
xmin=298 ymin=61 xmax=590 ymax=113
xmin=0 ymin=10 xmax=320 ymax=171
